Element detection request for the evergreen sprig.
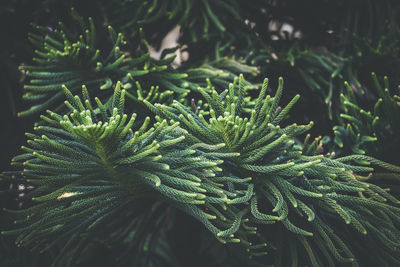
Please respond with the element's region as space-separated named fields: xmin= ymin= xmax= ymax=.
xmin=334 ymin=73 xmax=400 ymax=161
xmin=2 ymin=1 xmax=400 ymax=266
xmin=19 ymin=11 xmax=258 ymax=117
xmin=19 ymin=12 xmax=131 ymax=116
xmin=1 ymin=81 xmax=257 ymax=265
xmin=18 ymin=13 xmax=185 ymax=117
xmin=146 ymin=74 xmax=400 ymax=265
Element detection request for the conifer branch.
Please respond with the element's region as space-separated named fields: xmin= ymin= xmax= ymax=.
xmin=146 ymin=74 xmax=400 ymax=265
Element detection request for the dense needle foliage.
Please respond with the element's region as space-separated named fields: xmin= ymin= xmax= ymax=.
xmin=1 ymin=0 xmax=400 ymax=266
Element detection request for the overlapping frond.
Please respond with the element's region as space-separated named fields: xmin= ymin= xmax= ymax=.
xmin=19 ymin=11 xmax=260 ymax=118
xmin=146 ymin=74 xmax=400 ymax=265
xmin=2 ymin=1 xmax=400 ymax=266
xmin=1 ymin=81 xmax=257 ymax=265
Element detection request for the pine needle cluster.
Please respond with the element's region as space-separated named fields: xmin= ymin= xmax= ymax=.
xmin=1 ymin=1 xmax=400 ymax=266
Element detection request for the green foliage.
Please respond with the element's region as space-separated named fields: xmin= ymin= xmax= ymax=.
xmin=2 ymin=1 xmax=400 ymax=266
xmin=334 ymin=73 xmax=400 ymax=161
xmin=2 ymin=81 xmax=258 ymax=265
xmin=248 ymin=43 xmax=346 ymax=119
xmin=103 ymin=0 xmax=246 ymax=43
xmin=19 ymin=10 xmax=258 ymax=117
xmin=146 ymin=74 xmax=400 ymax=265
xmin=19 ymin=13 xmax=178 ymax=116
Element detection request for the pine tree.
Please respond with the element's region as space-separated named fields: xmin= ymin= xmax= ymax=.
xmin=1 ymin=0 xmax=400 ymax=266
